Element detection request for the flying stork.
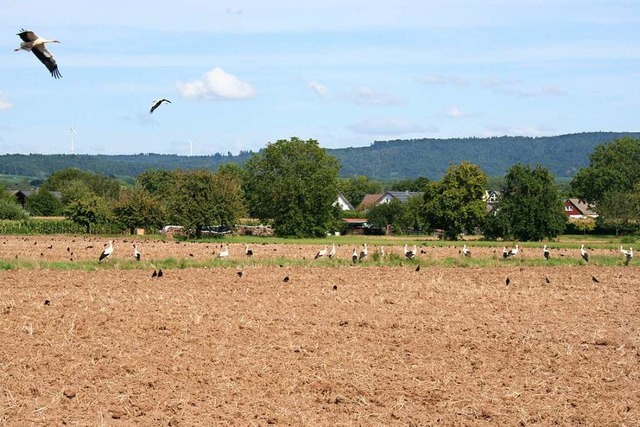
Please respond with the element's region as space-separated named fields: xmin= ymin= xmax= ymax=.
xmin=543 ymin=245 xmax=550 ymax=260
xmin=580 ymin=244 xmax=589 ymax=263
xmin=15 ymin=29 xmax=62 ymax=78
xmin=133 ymin=244 xmax=141 ymax=261
xmin=99 ymin=240 xmax=114 ymax=262
xmin=150 ymin=98 xmax=171 ymax=114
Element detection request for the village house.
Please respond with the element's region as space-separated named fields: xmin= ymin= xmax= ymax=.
xmin=563 ymin=198 xmax=598 ymax=219
xmin=357 ymin=191 xmax=424 ymax=211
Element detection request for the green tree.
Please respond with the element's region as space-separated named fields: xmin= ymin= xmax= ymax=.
xmin=26 ymin=189 xmax=64 ymax=216
xmin=42 ymin=168 xmax=121 ymax=202
xmin=596 ymin=190 xmax=637 ymax=236
xmin=64 ymin=195 xmax=113 ymax=233
xmin=244 ymin=137 xmax=340 ymax=237
xmin=338 ymin=176 xmax=383 ymax=208
xmin=137 ymin=169 xmax=180 ymax=199
xmin=487 ymin=164 xmax=566 ymax=241
xmin=571 ymin=136 xmax=640 ymax=205
xmin=0 ymin=199 xmax=29 ymax=220
xmin=0 ymin=184 xmax=13 ymax=202
xmin=113 ymin=187 xmax=166 ymax=234
xmin=366 ymin=199 xmax=405 ymax=233
xmin=389 ymin=176 xmax=431 ymax=192
xmin=169 ymin=169 xmax=245 ymax=238
xmin=422 ymin=162 xmax=488 ymax=239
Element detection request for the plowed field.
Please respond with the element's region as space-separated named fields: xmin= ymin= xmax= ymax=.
xmin=1 ymin=236 xmax=639 ymax=426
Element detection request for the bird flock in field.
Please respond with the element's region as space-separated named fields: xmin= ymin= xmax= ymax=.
xmin=2 ymin=236 xmax=634 ymax=287
xmin=14 ymin=29 xmax=171 ymax=113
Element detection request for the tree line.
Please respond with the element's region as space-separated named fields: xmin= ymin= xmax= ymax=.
xmin=1 ymin=132 xmax=638 ymax=182
xmin=1 ymin=136 xmax=639 ymax=240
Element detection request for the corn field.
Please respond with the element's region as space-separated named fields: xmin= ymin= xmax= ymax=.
xmin=0 ymin=219 xmax=122 ymax=235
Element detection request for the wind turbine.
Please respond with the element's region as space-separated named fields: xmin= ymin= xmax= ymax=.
xmin=70 ymin=122 xmax=77 ymax=154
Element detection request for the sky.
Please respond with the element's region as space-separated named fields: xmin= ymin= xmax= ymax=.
xmin=0 ymin=0 xmax=638 ymax=155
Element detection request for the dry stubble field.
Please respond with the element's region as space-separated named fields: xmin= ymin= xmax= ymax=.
xmin=1 ymin=236 xmax=639 ymax=426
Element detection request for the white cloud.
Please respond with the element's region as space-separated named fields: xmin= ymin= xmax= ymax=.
xmin=419 ymin=75 xmax=469 ymax=87
xmin=348 ymin=117 xmax=434 ymax=135
xmin=482 ymin=125 xmax=554 ymax=137
xmin=349 ymin=87 xmax=403 ymax=106
xmin=0 ymin=92 xmax=13 ymax=110
xmin=176 ymin=68 xmax=255 ymax=101
xmin=445 ymin=105 xmax=473 ymax=119
xmin=308 ymin=81 xmax=329 ymax=98
xmin=496 ymin=85 xmax=568 ymax=98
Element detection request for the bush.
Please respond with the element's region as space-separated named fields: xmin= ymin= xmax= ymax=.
xmin=0 ymin=199 xmax=29 ymax=220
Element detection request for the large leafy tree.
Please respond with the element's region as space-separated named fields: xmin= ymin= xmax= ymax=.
xmin=571 ymin=136 xmax=640 ymax=205
xmin=366 ymin=198 xmax=406 ymax=233
xmin=113 ymin=187 xmax=166 ymax=234
xmin=26 ymin=189 xmax=64 ymax=216
xmin=64 ymin=195 xmax=113 ymax=234
xmin=595 ymin=188 xmax=639 ymax=236
xmin=243 ymin=137 xmax=340 ymax=237
xmin=571 ymin=137 xmax=640 ymax=231
xmin=168 ymin=169 xmax=244 ymax=238
xmin=389 ymin=176 xmax=431 ymax=192
xmin=422 ymin=162 xmax=487 ymax=239
xmin=137 ymin=169 xmax=180 ymax=199
xmin=42 ymin=168 xmax=121 ymax=202
xmin=486 ymin=164 xmax=566 ymax=241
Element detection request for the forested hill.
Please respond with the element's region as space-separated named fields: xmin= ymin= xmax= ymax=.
xmin=0 ymin=132 xmax=638 ymax=180
xmin=330 ymin=132 xmax=640 ymax=180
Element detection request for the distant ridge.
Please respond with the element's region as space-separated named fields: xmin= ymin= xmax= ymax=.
xmin=0 ymin=132 xmax=637 ymax=180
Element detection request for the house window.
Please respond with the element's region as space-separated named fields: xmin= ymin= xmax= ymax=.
xmin=565 ymin=206 xmax=573 ymax=211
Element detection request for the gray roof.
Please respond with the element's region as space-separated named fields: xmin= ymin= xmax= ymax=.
xmin=383 ymin=191 xmax=424 ymax=203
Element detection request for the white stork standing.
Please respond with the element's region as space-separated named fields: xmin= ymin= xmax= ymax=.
xmin=245 ymin=245 xmax=253 ymax=256
xmin=150 ymin=98 xmax=171 ymax=114
xmin=379 ymin=246 xmax=385 ymax=258
xmin=218 ymin=244 xmax=229 ymax=258
xmin=328 ymin=243 xmax=336 ymax=259
xmin=543 ymin=245 xmax=550 ymax=260
xmin=502 ymin=246 xmax=509 ymax=259
xmin=133 ymin=244 xmax=141 ymax=261
xmin=580 ymin=244 xmax=589 ymax=263
xmin=621 ymin=246 xmax=633 ymax=265
xmin=404 ymin=244 xmax=416 ymax=260
xmin=462 ymin=244 xmax=471 ymax=257
xmin=99 ymin=240 xmax=114 ymax=262
xmin=359 ymin=243 xmax=368 ymax=261
xmin=314 ymin=245 xmax=328 ymax=259
xmin=352 ymin=248 xmax=358 ymax=264
xmin=15 ymin=29 xmax=62 ymax=78
xmin=508 ymin=244 xmax=519 ymax=258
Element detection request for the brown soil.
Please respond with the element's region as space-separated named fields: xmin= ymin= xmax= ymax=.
xmin=1 ymin=237 xmax=639 ymax=425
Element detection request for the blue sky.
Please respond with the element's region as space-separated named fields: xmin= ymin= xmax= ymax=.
xmin=0 ymin=0 xmax=638 ymax=155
